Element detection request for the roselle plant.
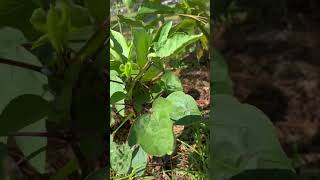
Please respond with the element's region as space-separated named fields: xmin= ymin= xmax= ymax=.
xmin=110 ymin=2 xmax=208 ymax=174
xmin=0 ymin=0 xmax=108 ymax=179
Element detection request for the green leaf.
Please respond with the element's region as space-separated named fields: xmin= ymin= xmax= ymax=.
xmin=110 ymin=30 xmax=130 ymax=63
xmin=0 ymin=0 xmax=39 ymax=40
xmin=153 ymin=21 xmax=172 ymax=44
xmin=166 ymin=91 xmax=201 ymax=121
xmin=110 ymin=70 xmax=126 ymax=116
xmin=0 ymin=95 xmax=49 ymax=136
xmin=137 ymin=2 xmax=174 ymax=17
xmin=15 ymin=119 xmax=47 ymax=174
xmin=132 ymin=27 xmax=150 ymax=68
xmin=84 ymin=0 xmax=108 ymax=23
xmin=110 ymin=138 xmax=132 ymax=175
xmin=141 ymin=61 xmax=163 ymax=81
xmin=160 ymin=71 xmax=183 ymax=93
xmin=50 ymin=159 xmax=79 ymax=180
xmin=154 ymin=33 xmax=203 ymax=58
xmin=130 ymin=146 xmax=148 ymax=176
xmin=210 ymin=95 xmax=294 ymax=180
xmin=85 ymin=167 xmax=108 ymax=180
xmin=0 ymin=28 xmax=50 ymax=132
xmin=30 ymin=8 xmax=47 ymax=33
xmin=211 ymin=49 xmax=233 ymax=95
xmin=123 ymin=0 xmax=134 ymax=8
xmin=118 ymin=15 xmax=145 ymax=27
xmin=130 ymin=97 xmax=175 ymax=156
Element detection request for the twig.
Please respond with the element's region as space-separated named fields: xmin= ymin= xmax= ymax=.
xmin=0 ymin=58 xmax=43 ymax=73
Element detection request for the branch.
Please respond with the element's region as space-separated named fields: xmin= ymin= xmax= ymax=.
xmin=0 ymin=58 xmax=43 ymax=73
xmin=9 ymin=132 xmax=68 ymax=140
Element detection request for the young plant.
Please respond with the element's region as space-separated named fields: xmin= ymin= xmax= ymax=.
xmin=110 ymin=15 xmax=205 ymax=176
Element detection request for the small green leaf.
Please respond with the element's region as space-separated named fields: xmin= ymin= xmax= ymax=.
xmin=110 ymin=138 xmax=132 ymax=175
xmin=160 ymin=71 xmax=183 ymax=93
xmin=131 ymin=98 xmax=175 ymax=156
xmin=154 ymin=33 xmax=203 ymax=58
xmin=132 ymin=27 xmax=150 ymax=68
xmin=0 ymin=95 xmax=49 ymax=136
xmin=47 ymin=1 xmax=71 ymax=53
xmin=166 ymin=91 xmax=201 ymax=121
xmin=30 ymin=8 xmax=47 ymax=33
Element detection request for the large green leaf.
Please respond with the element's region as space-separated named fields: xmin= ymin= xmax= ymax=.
xmin=15 ymin=119 xmax=47 ymax=174
xmin=154 ymin=33 xmax=203 ymax=58
xmin=211 ymin=49 xmax=233 ymax=95
xmin=210 ymin=94 xmax=293 ymax=180
xmin=84 ymin=0 xmax=108 ymax=23
xmin=132 ymin=27 xmax=150 ymax=68
xmin=0 ymin=0 xmax=39 ymax=40
xmin=130 ymin=97 xmax=175 ymax=156
xmin=166 ymin=91 xmax=201 ymax=122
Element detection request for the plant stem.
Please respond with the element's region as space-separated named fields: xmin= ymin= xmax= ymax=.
xmin=9 ymin=132 xmax=68 ymax=140
xmin=0 ymin=58 xmax=43 ymax=73
xmin=127 ymin=60 xmax=153 ymax=100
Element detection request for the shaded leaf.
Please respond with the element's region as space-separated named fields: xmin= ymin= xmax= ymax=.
xmin=210 ymin=94 xmax=293 ymax=180
xmin=84 ymin=0 xmax=108 ymax=23
xmin=0 ymin=95 xmax=49 ymax=136
xmin=0 ymin=0 xmax=39 ymax=40
xmin=15 ymin=119 xmax=47 ymax=174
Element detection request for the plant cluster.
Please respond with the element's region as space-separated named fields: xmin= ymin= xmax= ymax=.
xmin=110 ymin=0 xmax=209 ymax=178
